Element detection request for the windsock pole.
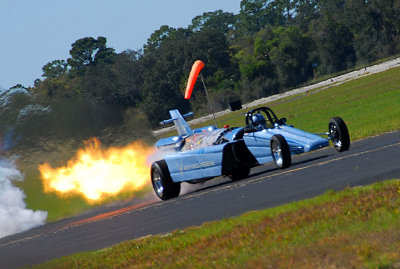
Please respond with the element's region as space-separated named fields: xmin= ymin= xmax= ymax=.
xmin=184 ymin=60 xmax=217 ymax=127
xmin=200 ymin=73 xmax=218 ymax=127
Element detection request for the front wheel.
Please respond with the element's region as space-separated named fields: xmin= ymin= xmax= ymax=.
xmin=271 ymin=135 xmax=291 ymax=169
xmin=151 ymin=160 xmax=180 ymax=200
xmin=329 ymin=117 xmax=350 ymax=152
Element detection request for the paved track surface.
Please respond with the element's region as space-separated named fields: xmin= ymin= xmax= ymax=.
xmin=1 ymin=131 xmax=400 ymax=268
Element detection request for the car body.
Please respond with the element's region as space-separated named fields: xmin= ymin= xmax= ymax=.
xmin=151 ymin=106 xmax=350 ymax=200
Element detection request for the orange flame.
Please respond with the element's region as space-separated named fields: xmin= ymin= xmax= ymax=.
xmin=39 ymin=138 xmax=154 ymax=203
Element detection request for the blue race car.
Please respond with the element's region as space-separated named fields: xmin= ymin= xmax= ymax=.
xmin=151 ymin=106 xmax=350 ymax=200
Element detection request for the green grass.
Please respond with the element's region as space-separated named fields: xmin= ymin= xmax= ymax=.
xmin=19 ymin=66 xmax=400 ymax=221
xmin=190 ymin=66 xmax=400 ymax=141
xmin=33 ymin=180 xmax=400 ymax=268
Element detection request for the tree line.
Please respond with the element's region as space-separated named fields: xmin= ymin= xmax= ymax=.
xmin=26 ymin=0 xmax=400 ymax=127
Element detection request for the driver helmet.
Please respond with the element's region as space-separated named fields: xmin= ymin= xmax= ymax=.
xmin=252 ymin=113 xmax=266 ymax=129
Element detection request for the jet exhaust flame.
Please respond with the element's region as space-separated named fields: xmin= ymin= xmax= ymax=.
xmin=39 ymin=138 xmax=154 ymax=203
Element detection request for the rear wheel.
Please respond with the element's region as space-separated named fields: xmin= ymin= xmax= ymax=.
xmin=329 ymin=117 xmax=350 ymax=152
xmin=151 ymin=160 xmax=180 ymax=200
xmin=271 ymin=135 xmax=291 ymax=169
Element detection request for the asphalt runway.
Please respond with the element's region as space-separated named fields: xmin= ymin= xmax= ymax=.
xmin=1 ymin=131 xmax=400 ymax=268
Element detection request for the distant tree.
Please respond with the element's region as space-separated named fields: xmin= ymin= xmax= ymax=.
xmin=67 ymin=36 xmax=116 ymax=75
xmin=291 ymin=0 xmax=320 ymax=31
xmin=144 ymin=26 xmax=181 ymax=53
xmin=234 ymin=42 xmax=263 ymax=80
xmin=238 ymin=0 xmax=266 ymax=36
xmin=34 ymin=79 xmax=42 ymax=88
xmin=235 ymin=25 xmax=311 ymax=89
xmin=276 ymin=0 xmax=297 ymax=23
xmin=140 ymin=30 xmax=191 ymax=126
xmin=187 ymin=29 xmax=233 ymax=78
xmin=309 ymin=16 xmax=356 ymax=74
xmin=237 ymin=0 xmax=285 ymax=37
xmin=318 ymin=0 xmax=346 ymax=16
xmin=269 ymin=26 xmax=312 ymax=88
xmin=9 ymin=84 xmax=27 ymax=90
xmin=80 ymin=62 xmax=119 ymax=104
xmin=187 ymin=30 xmax=239 ymax=107
xmin=234 ymin=29 xmax=275 ymax=81
xmin=30 ymin=0 xmax=400 ymax=129
xmin=42 ymin=60 xmax=68 ymax=79
xmin=110 ymin=51 xmax=145 ymax=107
xmin=343 ymin=0 xmax=400 ymax=63
xmin=189 ymin=10 xmax=236 ymax=35
xmin=35 ymin=76 xmax=70 ymax=97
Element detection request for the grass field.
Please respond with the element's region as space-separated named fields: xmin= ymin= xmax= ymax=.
xmin=33 ymin=180 xmax=400 ymax=268
xmin=18 ymin=66 xmax=400 ymax=222
xmin=182 ymin=66 xmax=400 ymax=141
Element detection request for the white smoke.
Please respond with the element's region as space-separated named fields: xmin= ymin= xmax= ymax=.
xmin=0 ymin=158 xmax=47 ymax=238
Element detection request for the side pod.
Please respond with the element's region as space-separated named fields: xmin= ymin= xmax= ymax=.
xmin=221 ymin=140 xmax=258 ymax=175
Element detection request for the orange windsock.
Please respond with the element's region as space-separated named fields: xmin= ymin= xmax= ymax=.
xmin=185 ymin=60 xmax=205 ymax=99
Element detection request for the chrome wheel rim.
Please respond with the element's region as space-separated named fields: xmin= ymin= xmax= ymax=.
xmin=272 ymin=141 xmax=283 ymax=167
xmin=329 ymin=123 xmax=342 ymax=149
xmin=152 ymin=169 xmax=164 ymax=197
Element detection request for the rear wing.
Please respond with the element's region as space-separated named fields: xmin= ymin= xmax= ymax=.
xmin=159 ymin=109 xmax=194 ymax=137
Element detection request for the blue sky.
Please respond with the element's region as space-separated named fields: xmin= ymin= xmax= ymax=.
xmin=0 ymin=0 xmax=240 ymax=90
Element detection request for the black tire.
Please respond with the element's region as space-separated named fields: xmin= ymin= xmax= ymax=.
xmin=270 ymin=135 xmax=291 ymax=169
xmin=151 ymin=160 xmax=180 ymax=200
xmin=228 ymin=167 xmax=250 ymax=181
xmin=329 ymin=117 xmax=350 ymax=152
